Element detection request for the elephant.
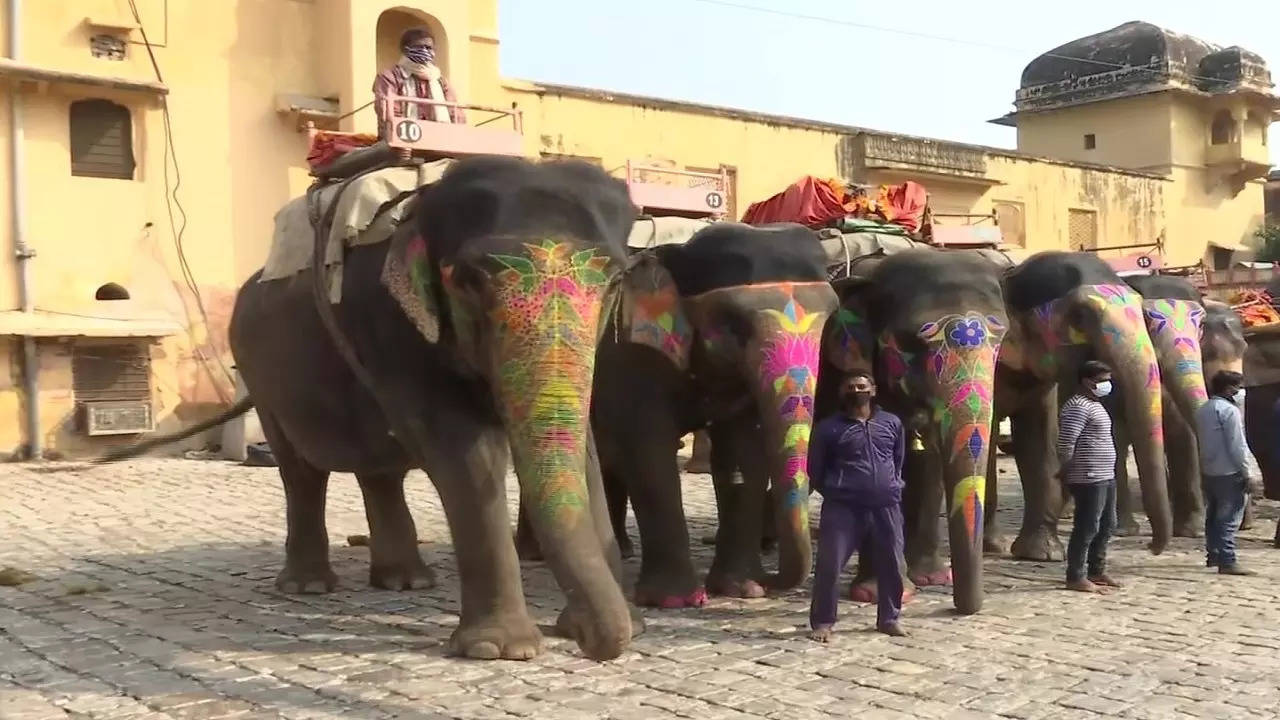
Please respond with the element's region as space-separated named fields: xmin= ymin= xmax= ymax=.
xmin=994 ymin=252 xmax=1172 ymax=560
xmin=1242 ymin=309 xmax=1280 ymax=538
xmin=99 ymin=157 xmax=640 ymax=661
xmin=822 ymin=248 xmax=1007 ymax=614
xmin=1107 ymin=276 xmax=1253 ymax=538
xmin=515 ymin=222 xmax=839 ymax=606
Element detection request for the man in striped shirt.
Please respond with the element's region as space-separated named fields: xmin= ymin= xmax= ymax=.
xmin=1057 ymin=360 xmax=1120 ymax=594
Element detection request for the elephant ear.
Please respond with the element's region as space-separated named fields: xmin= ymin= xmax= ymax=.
xmin=617 ymin=251 xmax=693 ymax=371
xmin=824 ymin=278 xmax=875 ymax=372
xmin=381 ymin=211 xmax=441 ymax=344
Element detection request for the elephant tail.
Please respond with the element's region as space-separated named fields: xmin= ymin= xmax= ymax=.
xmin=93 ymin=397 xmax=255 ymax=464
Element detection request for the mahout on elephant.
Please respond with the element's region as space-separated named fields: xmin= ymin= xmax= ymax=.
xmin=98 ymin=156 xmax=641 ymax=661
xmin=515 ymin=221 xmax=839 ymax=606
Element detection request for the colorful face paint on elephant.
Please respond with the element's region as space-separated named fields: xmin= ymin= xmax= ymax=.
xmin=1143 ymin=298 xmax=1208 ymax=409
xmin=628 ymin=274 xmax=692 ymax=369
xmin=878 ymin=333 xmax=917 ymax=396
xmin=482 ymin=239 xmax=613 ymax=527
xmin=757 ymin=288 xmax=828 ymax=522
xmin=918 ymin=313 xmax=1006 ymax=543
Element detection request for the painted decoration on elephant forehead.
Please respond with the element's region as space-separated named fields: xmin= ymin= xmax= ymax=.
xmin=487 ymin=240 xmax=612 ymax=526
xmin=918 ymin=312 xmax=1006 ymax=544
xmin=758 ymin=288 xmax=827 ymax=532
xmin=1143 ymin=298 xmax=1209 ymax=406
xmin=1029 ymin=298 xmax=1086 ymax=376
xmin=628 ymin=276 xmax=691 ymax=369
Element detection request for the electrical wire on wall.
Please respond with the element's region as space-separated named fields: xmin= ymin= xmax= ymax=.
xmin=127 ymin=0 xmax=233 ymax=404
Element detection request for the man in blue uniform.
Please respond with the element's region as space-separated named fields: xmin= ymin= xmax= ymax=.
xmin=808 ymin=370 xmax=906 ymax=641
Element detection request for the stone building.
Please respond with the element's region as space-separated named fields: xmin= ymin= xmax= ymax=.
xmin=0 ymin=4 xmax=1274 ymax=457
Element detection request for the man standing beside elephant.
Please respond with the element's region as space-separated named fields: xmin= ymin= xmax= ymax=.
xmin=1058 ymin=361 xmax=1122 ymax=594
xmin=808 ymin=371 xmax=907 ymax=641
xmin=1195 ymin=370 xmax=1257 ymax=575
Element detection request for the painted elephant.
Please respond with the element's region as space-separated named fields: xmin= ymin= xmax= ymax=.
xmin=996 ymin=252 xmax=1172 ymax=558
xmin=1106 ymin=275 xmax=1211 ymax=537
xmin=822 ymin=248 xmax=1006 ymax=614
xmin=1108 ymin=276 xmax=1256 ymax=537
xmin=1243 ymin=318 xmax=1280 ymax=516
xmin=100 ymin=157 xmax=639 ymax=661
xmin=516 ymin=222 xmax=839 ymax=606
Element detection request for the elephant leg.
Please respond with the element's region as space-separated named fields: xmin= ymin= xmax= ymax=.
xmin=983 ymin=447 xmax=1004 ymax=556
xmin=706 ymin=417 xmax=767 ymax=598
xmin=1166 ymin=412 xmax=1204 ymax=538
xmin=356 ymin=471 xmax=435 ymax=591
xmin=761 ymin=485 xmax=778 ymax=552
xmin=903 ymin=440 xmax=950 ymax=586
xmin=1112 ymin=412 xmax=1141 ymax=536
xmin=513 ymin=500 xmax=543 ymax=562
xmin=685 ymin=429 xmax=712 ymax=474
xmin=422 ymin=421 xmax=541 ymax=661
xmin=848 ymin=526 xmax=918 ymax=603
xmin=603 ymin=467 xmax=634 ymax=559
xmin=1009 ymin=389 xmax=1066 ymax=562
xmin=260 ymin=411 xmax=337 ymax=594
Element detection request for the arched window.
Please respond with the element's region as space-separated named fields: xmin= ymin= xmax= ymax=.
xmin=376 ymin=9 xmax=449 ymax=77
xmin=69 ymin=99 xmax=135 ymax=179
xmin=95 ymin=283 xmax=130 ymax=301
xmin=1210 ymin=109 xmax=1237 ymax=146
xmin=1247 ymin=111 xmax=1268 ymax=147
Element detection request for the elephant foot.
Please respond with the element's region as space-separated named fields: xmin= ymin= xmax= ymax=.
xmin=983 ymin=535 xmax=1007 ymax=556
xmin=706 ymin=571 xmax=766 ymax=599
xmin=451 ymin=612 xmax=543 ymax=661
xmin=635 ymin=584 xmax=708 ymax=609
xmin=908 ymin=567 xmax=952 ymax=587
xmin=1173 ymin=517 xmax=1204 ymax=538
xmin=1113 ymin=518 xmax=1142 ymax=537
xmin=275 ymin=562 xmax=337 ymax=594
xmin=1010 ymin=527 xmax=1065 ymax=562
xmin=848 ymin=578 xmax=916 ymax=604
xmin=553 ymin=603 xmax=632 ymax=661
xmin=369 ymin=557 xmax=436 ymax=591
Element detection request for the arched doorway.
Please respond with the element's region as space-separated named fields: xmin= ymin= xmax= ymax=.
xmin=376 ymin=8 xmax=449 ymax=77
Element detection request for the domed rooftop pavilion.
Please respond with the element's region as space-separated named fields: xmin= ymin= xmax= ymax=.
xmin=1012 ymin=21 xmax=1275 ymax=114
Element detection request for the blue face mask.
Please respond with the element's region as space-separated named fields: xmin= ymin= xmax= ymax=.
xmin=1093 ymin=380 xmax=1112 ymax=398
xmin=404 ymin=46 xmax=435 ymax=65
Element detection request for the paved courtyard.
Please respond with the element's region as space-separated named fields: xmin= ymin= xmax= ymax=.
xmin=2 ymin=457 xmax=1280 ymax=720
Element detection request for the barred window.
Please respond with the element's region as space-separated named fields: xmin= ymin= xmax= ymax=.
xmin=69 ymin=99 xmax=135 ymax=179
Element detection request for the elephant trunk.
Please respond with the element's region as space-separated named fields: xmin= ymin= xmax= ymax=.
xmin=488 ymin=246 xmax=630 ymax=660
xmin=921 ymin=313 xmax=1005 ymax=615
xmin=1089 ymin=291 xmax=1171 ymax=554
xmin=753 ymin=313 xmax=825 ymax=590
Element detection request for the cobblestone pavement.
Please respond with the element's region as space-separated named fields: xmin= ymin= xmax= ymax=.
xmin=2 ymin=457 xmax=1280 ymax=720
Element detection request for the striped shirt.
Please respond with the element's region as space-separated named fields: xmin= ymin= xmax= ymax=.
xmin=1056 ymin=394 xmax=1116 ymax=485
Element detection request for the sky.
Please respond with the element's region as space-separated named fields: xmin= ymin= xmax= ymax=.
xmin=499 ymin=0 xmax=1280 ymax=165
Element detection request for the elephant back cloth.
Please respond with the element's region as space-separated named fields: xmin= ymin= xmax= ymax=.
xmin=261 ymin=159 xmax=454 ymax=303
xmin=818 ymin=227 xmax=1027 ymax=282
xmin=625 ymin=216 xmax=713 ymax=252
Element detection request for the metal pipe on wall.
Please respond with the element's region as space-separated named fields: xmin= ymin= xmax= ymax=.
xmin=8 ymin=0 xmax=39 ymax=459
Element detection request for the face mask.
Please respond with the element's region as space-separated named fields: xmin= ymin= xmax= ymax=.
xmin=404 ymin=46 xmax=435 ymax=65
xmin=841 ymin=391 xmax=872 ymax=409
xmin=1233 ymin=388 xmax=1246 ymax=405
xmin=1092 ymin=380 xmax=1112 ymax=398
